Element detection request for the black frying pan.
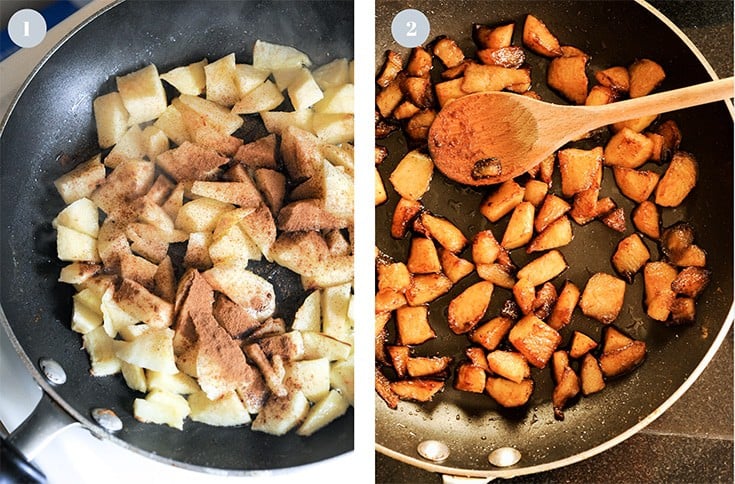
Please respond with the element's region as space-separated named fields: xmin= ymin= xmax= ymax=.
xmin=375 ymin=0 xmax=733 ymax=478
xmin=0 ymin=0 xmax=353 ymax=476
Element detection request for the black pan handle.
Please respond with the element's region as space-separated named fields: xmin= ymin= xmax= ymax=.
xmin=0 ymin=393 xmax=80 ymax=484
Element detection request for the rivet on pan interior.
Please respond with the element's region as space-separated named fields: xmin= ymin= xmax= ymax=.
xmin=91 ymin=408 xmax=123 ymax=433
xmin=417 ymin=440 xmax=450 ymax=462
xmin=488 ymin=447 xmax=522 ymax=468
xmin=39 ymin=358 xmax=67 ymax=385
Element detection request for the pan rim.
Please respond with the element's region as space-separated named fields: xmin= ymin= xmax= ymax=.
xmin=0 ymin=0 xmax=354 ymax=475
xmin=374 ymin=0 xmax=734 ymax=477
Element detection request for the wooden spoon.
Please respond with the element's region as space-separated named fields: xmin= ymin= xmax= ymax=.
xmin=428 ymin=77 xmax=734 ymax=186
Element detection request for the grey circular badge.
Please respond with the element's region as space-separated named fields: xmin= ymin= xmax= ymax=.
xmin=391 ymin=9 xmax=430 ymax=48
xmin=8 ymin=9 xmax=47 ymax=49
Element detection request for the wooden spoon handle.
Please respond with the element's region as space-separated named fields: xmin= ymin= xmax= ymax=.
xmin=588 ymin=76 xmax=734 ymax=127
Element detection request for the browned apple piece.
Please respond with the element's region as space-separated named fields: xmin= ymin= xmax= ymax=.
xmin=406 ymin=46 xmax=433 ymax=78
xmin=643 ymin=261 xmax=678 ymax=321
xmin=389 ymin=150 xmax=433 ymax=201
xmin=476 ymin=263 xmax=515 ymax=289
xmin=469 ymin=316 xmax=513 ymax=351
xmin=405 ymin=273 xmax=453 ymax=306
xmin=465 ymin=347 xmax=490 ymax=371
xmin=391 ymin=198 xmax=422 ymax=239
xmin=551 ymin=351 xmax=580 ymax=420
xmin=375 ymin=288 xmax=407 ymax=313
xmin=660 ymin=221 xmax=695 ymax=258
xmin=535 ymin=194 xmax=571 ymax=233
xmin=604 ymin=127 xmax=654 ymax=169
xmin=513 ymin=277 xmax=536 ymax=315
xmin=669 ymin=297 xmax=696 ymax=325
xmin=528 ymin=215 xmax=573 ymax=253
xmin=473 ymin=22 xmax=514 ymax=49
xmin=420 ymin=212 xmax=468 ymax=253
xmin=595 ymin=66 xmax=630 ymax=93
xmin=390 ymin=379 xmax=445 ymax=402
xmin=376 ymin=368 xmax=400 ymax=409
xmin=579 ymin=272 xmax=626 ymax=324
xmin=501 ymin=201 xmax=535 ymax=250
xmin=612 ymin=234 xmax=651 ymax=283
xmin=522 ymin=14 xmax=562 ymax=57
xmin=548 ymin=281 xmax=580 ymax=331
xmin=558 ymin=147 xmax=603 ymax=197
xmin=628 ymin=58 xmax=665 ymax=98
xmin=395 ymin=305 xmax=435 ymax=345
xmin=448 ymin=281 xmax=494 ymax=334
xmin=585 ymin=85 xmax=618 ymax=106
xmin=454 ymin=363 xmax=487 ymax=393
xmin=645 ymin=132 xmax=665 ymax=162
xmin=376 ymin=77 xmax=404 ymax=119
xmin=485 ymin=377 xmax=534 ymax=407
xmin=377 ymin=261 xmax=411 ymax=292
xmin=480 ymin=180 xmax=525 ymax=223
xmin=440 ymin=60 xmax=472 ymax=80
xmin=407 ymin=356 xmax=453 ymax=378
xmin=462 ymin=64 xmax=531 ymax=93
xmin=675 ymin=245 xmax=707 ymax=267
xmin=655 ymin=151 xmax=698 ymax=207
xmin=569 ymin=185 xmax=600 ymax=225
xmin=392 ymin=100 xmax=421 ymax=120
xmin=432 ymin=36 xmax=465 ymax=68
xmin=600 ymin=206 xmax=626 ymax=233
xmin=671 ymin=267 xmax=711 ymax=299
xmin=547 ymin=54 xmax=589 ymax=105
xmin=611 ymin=114 xmax=658 ymax=134
xmin=523 ymin=180 xmax=549 ymax=207
xmin=569 ymin=331 xmax=598 ymax=359
xmin=439 ymin=249 xmax=475 ymax=284
xmin=632 ymin=201 xmax=661 ymax=239
xmin=653 ymin=120 xmax=682 ymax=162
xmin=472 ymin=230 xmax=501 ymax=265
xmin=516 ymin=250 xmax=568 ymax=287
xmin=487 ymin=351 xmax=530 ymax=383
xmin=376 ymin=50 xmax=403 ymax=88
xmin=532 ymin=282 xmax=558 ymax=320
xmin=407 ymin=237 xmax=441 ymax=274
xmin=387 ymin=345 xmax=411 ymax=377
xmin=580 ymin=353 xmax=606 ymax=396
xmin=599 ymin=327 xmax=646 ymax=378
xmin=613 ymin=167 xmax=660 ymax=203
xmin=477 ymin=46 xmax=525 ymax=68
xmin=401 ymin=76 xmax=434 ymax=109
xmin=434 ymin=78 xmax=466 ymax=107
xmin=508 ymin=314 xmax=562 ymax=369
xmin=405 ymin=109 xmax=437 ymax=143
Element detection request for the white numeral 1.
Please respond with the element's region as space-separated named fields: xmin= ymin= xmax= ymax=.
xmin=24 ymin=21 xmax=30 ymax=37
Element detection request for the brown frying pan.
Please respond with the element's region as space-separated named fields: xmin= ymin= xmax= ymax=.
xmin=375 ymin=0 xmax=733 ymax=478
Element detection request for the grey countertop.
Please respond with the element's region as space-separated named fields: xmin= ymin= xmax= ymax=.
xmin=376 ymin=1 xmax=734 ymax=482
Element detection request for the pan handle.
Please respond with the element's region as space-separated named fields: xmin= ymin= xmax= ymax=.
xmin=1 ymin=392 xmax=80 ymax=483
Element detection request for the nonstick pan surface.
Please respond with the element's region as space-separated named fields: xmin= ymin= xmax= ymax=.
xmin=375 ymin=0 xmax=733 ymax=477
xmin=0 ymin=0 xmax=354 ymax=474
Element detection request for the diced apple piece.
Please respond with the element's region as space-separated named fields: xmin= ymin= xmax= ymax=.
xmin=632 ymin=201 xmax=661 ymax=239
xmin=454 ymin=363 xmax=487 ymax=393
xmin=312 ymin=113 xmax=354 ymax=144
xmin=546 ymin=279 xmax=579 ymax=329
xmin=528 ymin=215 xmax=573 ymax=253
xmin=655 ymin=151 xmax=698 ymax=207
xmin=260 ymin=110 xmax=314 ymax=136
xmin=469 ymin=316 xmax=513 ymax=351
xmin=440 ymin=249 xmax=475 ymax=283
xmin=90 ymin=160 xmax=155 ymax=216
xmin=390 ymin=379 xmax=445 ymax=402
xmin=232 ymin=80 xmax=284 ymax=114
xmin=288 ymin=67 xmax=324 ymax=110
xmin=101 ymin=287 xmax=138 ymax=337
xmin=116 ymin=64 xmax=167 ymax=124
xmin=447 ymin=281 xmax=493 ymax=334
xmin=321 ymin=283 xmax=352 ymax=343
xmin=389 ymin=149 xmax=433 ymax=201
xmin=313 ymin=84 xmax=353 ymax=114
xmin=599 ymin=327 xmax=646 ymax=378
xmin=175 ymin=198 xmax=233 ymax=233
xmin=613 ymin=167 xmax=660 ymax=203
xmin=54 ymin=154 xmax=106 ymax=204
xmin=113 ymin=328 xmax=178 ymax=374
xmin=252 ymin=390 xmax=310 ymax=436
xmin=522 ymin=14 xmax=562 ymax=57
xmin=133 ymin=389 xmax=190 ymax=430
xmin=188 ymin=390 xmax=251 ymax=426
xmin=253 ymin=40 xmax=311 ymax=71
xmin=604 ymin=128 xmax=654 ymax=169
xmin=487 ymin=351 xmax=530 ymax=383
xmin=284 ymin=358 xmax=330 ymax=402
xmin=160 ymin=58 xmax=207 ymax=95
xmin=302 ymin=332 xmax=351 ymax=361
xmin=175 ymin=94 xmax=243 ymax=135
xmin=297 ymin=389 xmax=350 ymax=436
xmin=612 ymin=234 xmax=650 ymax=283
xmin=508 ymin=314 xmax=561 ymax=368
xmin=405 ymin=273 xmax=453 ymax=306
xmin=558 ymin=146 xmax=603 ymax=197
xmin=104 ymin=124 xmax=145 ymax=168
xmin=485 ymin=377 xmax=533 ymax=407
xmin=56 ymin=226 xmax=100 ymax=263
xmin=71 ymin=291 xmax=103 ymax=334
xmin=147 ymin=370 xmax=200 ymax=395
xmin=628 ymin=58 xmax=665 ymax=98
xmin=516 ymin=250 xmax=567 ymax=286
xmin=406 ymin=355 xmax=452 ymax=378
xmin=580 ymin=353 xmax=606 ymax=395
xmin=569 ymin=331 xmax=598 ymax=359
xmin=330 ymin=356 xmax=354 ymax=405
xmin=501 ymin=201 xmax=535 ymax=249
xmin=395 ymin=305 xmax=435 ymax=345
xmin=93 ymin=92 xmax=129 ymax=149
xmin=203 ymin=262 xmax=275 ymax=321
xmin=579 ymin=272 xmax=626 ymax=324
xmin=420 ymin=213 xmax=467 ymax=253
xmin=153 ymin=104 xmax=190 ymax=146
xmin=82 ymin=326 xmax=121 ymax=376
xmin=121 ymin=361 xmax=147 ymax=393
xmin=480 ymin=180 xmax=525 ymax=222
xmin=204 ymin=53 xmax=239 ymax=107
xmin=53 ymin=197 xmax=99 ymax=238
xmin=643 ymin=261 xmax=678 ymax=321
